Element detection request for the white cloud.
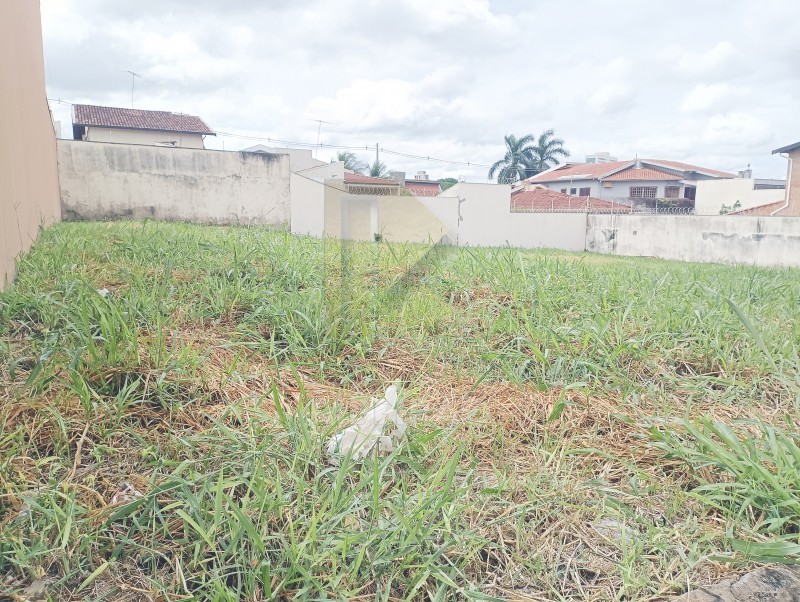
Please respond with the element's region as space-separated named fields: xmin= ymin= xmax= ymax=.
xmin=701 ymin=112 xmax=772 ymax=148
xmin=40 ymin=1 xmax=800 ymax=180
xmin=679 ymin=83 xmax=747 ymax=114
xmin=586 ymin=85 xmax=635 ymax=115
xmin=666 ymin=41 xmax=740 ymax=75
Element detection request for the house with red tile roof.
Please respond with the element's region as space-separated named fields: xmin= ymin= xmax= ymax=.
xmin=72 ymin=104 xmax=214 ymax=149
xmin=511 ymin=187 xmax=632 ymax=213
xmin=389 ymin=171 xmax=442 ymax=197
xmin=404 ymin=180 xmax=442 ymax=197
xmin=525 ymin=158 xmax=735 ymax=206
xmin=343 ymin=171 xmax=401 ymax=195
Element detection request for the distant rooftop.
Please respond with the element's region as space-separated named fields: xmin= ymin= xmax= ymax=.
xmin=529 ymin=159 xmax=735 ymax=183
xmin=343 ymin=172 xmax=399 ymax=185
xmin=773 ymin=141 xmax=800 ymax=154
xmin=511 ymin=187 xmax=633 ymax=212
xmin=73 ymin=104 xmax=214 ymax=136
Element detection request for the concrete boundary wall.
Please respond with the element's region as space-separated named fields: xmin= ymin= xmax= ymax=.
xmin=1 ymin=1 xmax=61 ymax=288
xmin=292 ymin=180 xmax=800 ymax=267
xmin=58 ymin=140 xmax=290 ymax=226
xmin=438 ymin=183 xmax=587 ymax=251
xmin=587 ymin=214 xmax=800 ymax=267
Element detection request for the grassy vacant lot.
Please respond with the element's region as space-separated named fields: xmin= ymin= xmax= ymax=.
xmin=1 ymin=221 xmax=799 ymax=601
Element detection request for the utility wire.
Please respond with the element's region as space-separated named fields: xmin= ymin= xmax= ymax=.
xmin=216 ymin=131 xmax=491 ymax=168
xmin=45 ymin=100 xmax=491 ymax=169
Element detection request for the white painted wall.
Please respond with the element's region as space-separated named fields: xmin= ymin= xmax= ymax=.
xmin=540 ymin=179 xmax=602 ymax=197
xmin=438 ymin=183 xmax=586 ymax=250
xmin=290 ymin=162 xmax=345 ymax=236
xmin=58 ymin=140 xmax=290 ymax=226
xmin=695 ymin=178 xmax=786 ymax=215
xmin=84 ymin=127 xmax=207 ymax=149
xmin=539 ymin=179 xmax=684 ymax=201
xmin=587 ymin=214 xmax=800 ymax=267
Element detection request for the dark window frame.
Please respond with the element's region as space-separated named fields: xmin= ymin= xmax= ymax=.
xmin=629 ymin=186 xmax=658 ymax=199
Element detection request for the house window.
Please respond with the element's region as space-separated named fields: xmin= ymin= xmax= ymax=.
xmin=569 ymin=187 xmax=577 ymax=195
xmin=664 ymin=185 xmax=681 ymax=199
xmin=560 ymin=188 xmax=567 ymax=194
xmin=629 ymin=186 xmax=657 ymax=199
xmin=579 ymin=187 xmax=591 ymax=197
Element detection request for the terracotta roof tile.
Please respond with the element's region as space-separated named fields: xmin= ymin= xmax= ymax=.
xmin=511 ymin=188 xmax=632 ymax=212
xmin=73 ymin=104 xmax=214 ymax=135
xmin=404 ymin=181 xmax=442 ymax=197
xmin=344 ymin=172 xmax=400 ymax=185
xmin=646 ymin=160 xmax=735 ymax=178
xmin=603 ymin=167 xmax=682 ymax=181
xmin=529 ymin=159 xmax=734 ymax=183
xmin=529 ymin=161 xmax=633 ymax=183
xmin=729 ymin=200 xmax=786 ymax=216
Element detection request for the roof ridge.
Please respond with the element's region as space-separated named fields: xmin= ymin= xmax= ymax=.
xmin=599 ymin=161 xmax=635 ymax=179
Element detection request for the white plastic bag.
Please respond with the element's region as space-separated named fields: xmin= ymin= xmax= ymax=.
xmin=326 ymin=385 xmax=407 ymax=465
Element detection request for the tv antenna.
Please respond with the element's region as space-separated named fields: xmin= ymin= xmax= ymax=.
xmin=124 ymin=70 xmax=142 ymax=108
xmin=309 ymin=118 xmax=333 ymax=158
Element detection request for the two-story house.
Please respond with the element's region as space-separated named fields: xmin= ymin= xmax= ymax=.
xmin=524 ymin=158 xmax=735 ymax=205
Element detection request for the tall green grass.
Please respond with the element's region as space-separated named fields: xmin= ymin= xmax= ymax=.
xmin=1 ymin=220 xmax=799 ymax=599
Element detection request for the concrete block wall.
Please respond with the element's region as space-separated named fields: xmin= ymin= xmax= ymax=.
xmin=587 ymin=214 xmax=800 ymax=268
xmin=58 ymin=140 xmax=290 ymax=226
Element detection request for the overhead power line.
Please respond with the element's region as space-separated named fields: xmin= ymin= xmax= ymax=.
xmin=216 ymin=131 xmax=491 ymax=168
xmin=43 ymin=100 xmax=491 ymax=169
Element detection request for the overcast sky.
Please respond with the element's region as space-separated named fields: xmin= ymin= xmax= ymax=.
xmin=41 ymin=0 xmax=800 ymax=180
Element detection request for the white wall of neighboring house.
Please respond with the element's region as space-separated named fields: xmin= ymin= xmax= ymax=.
xmin=438 ymin=183 xmax=587 ymax=250
xmin=538 ymin=179 xmax=686 ymax=201
xmin=539 ymin=180 xmax=603 ymax=197
xmin=83 ymin=127 xmax=207 ymax=149
xmin=695 ymin=178 xmax=786 ymax=215
xmin=290 ymin=161 xmax=345 ymax=236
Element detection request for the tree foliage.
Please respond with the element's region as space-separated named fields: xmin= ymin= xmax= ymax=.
xmin=439 ymin=177 xmax=459 ymax=191
xmin=488 ymin=134 xmax=536 ymax=184
xmin=335 ymin=151 xmax=368 ymax=174
xmin=488 ymin=130 xmax=570 ymax=183
xmin=367 ymin=159 xmax=390 ymax=178
xmin=527 ymin=129 xmax=570 ymax=174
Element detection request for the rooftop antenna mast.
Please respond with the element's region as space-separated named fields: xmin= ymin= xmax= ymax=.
xmin=124 ymin=70 xmax=142 ymax=108
xmin=309 ymin=118 xmax=333 ymax=158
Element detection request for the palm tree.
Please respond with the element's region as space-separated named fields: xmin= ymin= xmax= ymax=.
xmin=335 ymin=151 xmax=368 ymax=174
xmin=367 ymin=159 xmax=390 ymax=178
xmin=488 ymin=134 xmax=536 ymax=184
xmin=526 ymin=129 xmax=570 ymax=175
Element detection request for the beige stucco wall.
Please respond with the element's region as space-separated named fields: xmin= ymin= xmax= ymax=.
xmin=378 ymin=196 xmax=449 ymax=243
xmin=84 ymin=127 xmax=206 ymax=149
xmin=317 ymin=187 xmax=451 ymax=244
xmin=774 ymin=149 xmax=800 ymax=217
xmin=58 ymin=140 xmax=290 ymax=226
xmin=695 ymin=178 xmax=785 ymax=215
xmin=0 ymin=0 xmax=61 ymax=289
